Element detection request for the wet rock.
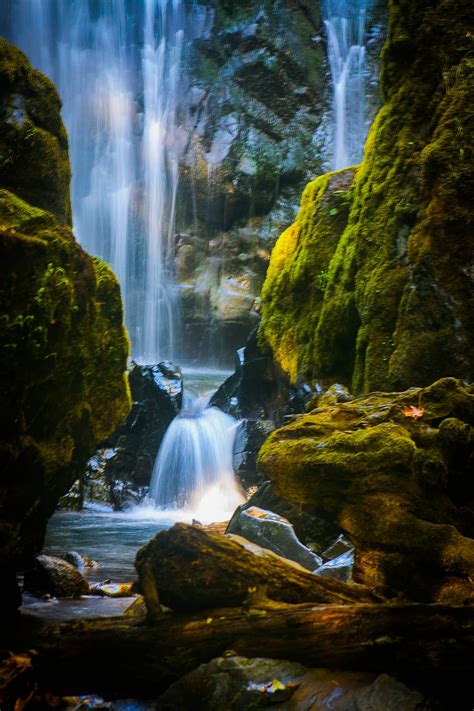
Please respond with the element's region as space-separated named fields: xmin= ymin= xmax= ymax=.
xmin=282 ymin=669 xmax=426 ymax=711
xmin=63 ymin=551 xmax=99 ymax=571
xmin=157 ymin=656 xmax=308 ymax=710
xmin=233 ymin=418 xmax=275 ymax=490
xmin=228 ymin=481 xmax=341 ymax=555
xmin=322 ymin=534 xmax=354 ymax=562
xmin=314 ymin=550 xmax=354 ymax=583
xmin=82 ymin=361 xmax=183 ymax=510
xmin=226 ymin=506 xmax=322 ymax=572
xmin=23 ymin=555 xmax=89 ymax=598
xmin=211 ymin=328 xmax=311 ymax=424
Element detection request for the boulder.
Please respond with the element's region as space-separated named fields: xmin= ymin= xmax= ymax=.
xmin=226 ymin=506 xmax=322 ymax=572
xmin=210 ymin=328 xmax=312 ymax=423
xmin=23 ymin=554 xmax=89 ymax=598
xmin=157 ymin=656 xmax=308 ymax=710
xmin=0 ymin=39 xmax=130 ymax=622
xmin=259 ymin=0 xmax=474 ymax=392
xmin=81 ymin=361 xmax=183 ymax=509
xmin=232 ymin=419 xmax=275 ymax=490
xmin=157 ymin=659 xmax=426 ymax=711
xmin=314 ymin=550 xmax=355 ymax=583
xmin=259 ymin=378 xmax=474 ymax=601
xmin=228 ymin=481 xmax=341 ymax=555
xmin=63 ymin=551 xmax=99 ymax=571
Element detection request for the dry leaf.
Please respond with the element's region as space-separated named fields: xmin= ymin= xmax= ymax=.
xmin=402 ymin=405 xmax=424 ymax=420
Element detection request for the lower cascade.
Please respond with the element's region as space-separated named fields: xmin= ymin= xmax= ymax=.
xmin=149 ymin=393 xmax=244 ymax=520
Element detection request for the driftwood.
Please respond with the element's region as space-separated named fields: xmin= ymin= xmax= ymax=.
xmin=134 ymin=523 xmax=381 ymax=612
xmin=33 ymin=603 xmax=474 ymax=697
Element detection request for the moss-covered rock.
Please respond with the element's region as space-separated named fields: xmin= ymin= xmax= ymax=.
xmin=259 ymin=168 xmax=355 ymax=383
xmin=260 ymin=0 xmax=474 ymax=392
xmin=0 ymin=39 xmax=71 ymax=224
xmin=0 ymin=40 xmax=130 ymax=622
xmin=258 ymin=377 xmax=474 ymax=602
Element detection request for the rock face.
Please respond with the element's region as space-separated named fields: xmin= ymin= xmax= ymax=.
xmin=23 ymin=554 xmax=89 ymax=598
xmin=259 ymin=378 xmax=474 ymax=602
xmin=81 ymin=361 xmax=183 ymax=509
xmin=0 ymin=40 xmax=130 ymax=620
xmin=175 ymin=2 xmax=386 ymax=364
xmin=226 ymin=506 xmax=322 ymax=572
xmin=259 ymin=0 xmax=474 ymax=392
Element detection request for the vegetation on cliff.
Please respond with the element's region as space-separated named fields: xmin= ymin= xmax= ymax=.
xmin=259 ymin=0 xmax=474 ymax=392
xmin=0 ymin=40 xmax=130 ymax=615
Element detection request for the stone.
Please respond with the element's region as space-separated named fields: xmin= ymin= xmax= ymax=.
xmin=156 ymin=656 xmax=308 ymax=710
xmin=228 ymin=481 xmax=341 ymax=555
xmin=81 ymin=361 xmax=183 ymax=509
xmin=23 ymin=554 xmax=89 ymax=598
xmin=226 ymin=506 xmax=322 ymax=572
xmin=259 ymin=378 xmax=474 ymax=601
xmin=314 ymin=550 xmax=354 ymax=583
xmin=322 ymin=534 xmax=354 ymax=561
xmin=232 ymin=418 xmax=275 ymax=490
xmin=63 ymin=551 xmax=99 ymax=570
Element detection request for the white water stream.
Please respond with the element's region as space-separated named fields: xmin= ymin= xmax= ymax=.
xmin=322 ymin=0 xmax=370 ymax=169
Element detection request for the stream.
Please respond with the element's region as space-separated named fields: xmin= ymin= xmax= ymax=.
xmin=21 ymin=368 xmax=234 ymax=626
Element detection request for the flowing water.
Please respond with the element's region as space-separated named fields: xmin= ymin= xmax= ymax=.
xmin=149 ymin=392 xmax=244 ymax=518
xmin=10 ymin=0 xmax=188 ymax=362
xmin=322 ymin=0 xmax=370 ymax=169
xmin=21 ymin=369 xmax=239 ymax=623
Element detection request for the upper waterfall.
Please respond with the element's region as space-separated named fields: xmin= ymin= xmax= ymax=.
xmin=322 ymin=0 xmax=371 ymax=169
xmin=10 ymin=0 xmax=188 ymax=363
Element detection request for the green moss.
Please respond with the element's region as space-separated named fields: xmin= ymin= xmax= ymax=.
xmin=259 ymin=0 xmax=474 ymax=392
xmin=258 ymin=377 xmax=474 ymax=600
xmin=0 ymin=43 xmax=130 ymax=552
xmin=259 ymin=167 xmax=356 ymax=383
xmin=0 ymin=38 xmax=71 ymax=224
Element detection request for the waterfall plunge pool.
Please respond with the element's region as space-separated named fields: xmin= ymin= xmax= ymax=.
xmin=21 ymin=368 xmax=244 ymax=626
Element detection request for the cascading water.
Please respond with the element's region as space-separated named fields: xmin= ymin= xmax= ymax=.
xmin=9 ymin=0 xmax=187 ymax=362
xmin=322 ymin=0 xmax=370 ymax=169
xmin=149 ymin=393 xmax=244 ymax=521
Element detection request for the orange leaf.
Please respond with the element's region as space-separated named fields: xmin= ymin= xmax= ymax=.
xmin=402 ymin=405 xmax=424 ymax=420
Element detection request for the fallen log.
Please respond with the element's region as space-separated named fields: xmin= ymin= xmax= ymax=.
xmin=134 ymin=523 xmax=380 ymax=612
xmin=34 ymin=603 xmax=474 ymax=697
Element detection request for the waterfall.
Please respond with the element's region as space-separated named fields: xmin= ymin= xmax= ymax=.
xmin=9 ymin=0 xmax=187 ymax=363
xmin=322 ymin=0 xmax=370 ymax=169
xmin=149 ymin=393 xmax=244 ymax=520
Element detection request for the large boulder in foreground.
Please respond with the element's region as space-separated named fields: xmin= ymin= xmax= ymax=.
xmin=258 ymin=378 xmax=474 ymax=602
xmin=259 ymin=0 xmax=474 ymax=392
xmin=157 ymin=657 xmax=426 ymax=711
xmin=0 ymin=40 xmax=130 ymax=622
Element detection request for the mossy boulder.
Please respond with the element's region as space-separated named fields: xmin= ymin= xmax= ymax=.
xmin=0 ymin=38 xmax=71 ymax=224
xmin=259 ymin=0 xmax=474 ymax=392
xmin=258 ymin=378 xmax=474 ymax=602
xmin=259 ymin=168 xmax=355 ymax=384
xmin=0 ymin=40 xmax=130 ymax=622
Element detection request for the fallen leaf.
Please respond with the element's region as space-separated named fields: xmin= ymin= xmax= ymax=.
xmin=402 ymin=405 xmax=424 ymax=420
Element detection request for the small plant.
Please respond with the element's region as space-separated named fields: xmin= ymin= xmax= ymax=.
xmin=316 ymin=269 xmax=330 ymax=290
